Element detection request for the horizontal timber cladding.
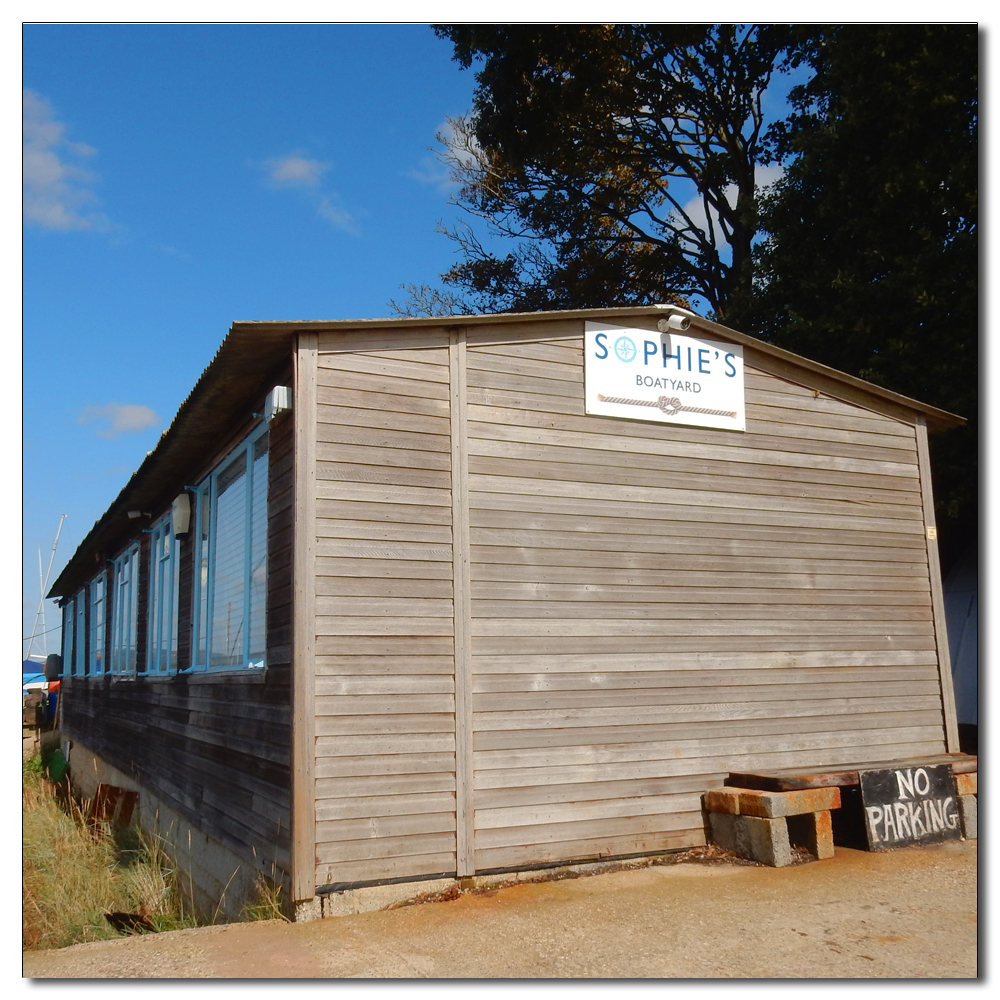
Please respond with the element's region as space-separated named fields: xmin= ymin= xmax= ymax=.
xmin=312 ymin=316 xmax=946 ymax=884
xmin=313 ymin=330 xmax=458 ymax=886
xmin=59 ymin=402 xmax=295 ymax=889
xmin=462 ymin=318 xmax=941 ymax=873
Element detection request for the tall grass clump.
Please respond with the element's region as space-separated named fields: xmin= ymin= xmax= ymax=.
xmin=22 ymin=757 xmax=196 ymax=950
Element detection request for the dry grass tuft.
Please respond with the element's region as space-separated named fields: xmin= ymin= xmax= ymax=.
xmin=22 ymin=758 xmax=196 ymax=950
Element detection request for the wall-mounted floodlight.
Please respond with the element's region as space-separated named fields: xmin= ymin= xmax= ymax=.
xmin=126 ymin=510 xmax=150 ymax=520
xmin=264 ymin=386 xmax=293 ymax=423
xmin=171 ymin=493 xmax=192 ymax=536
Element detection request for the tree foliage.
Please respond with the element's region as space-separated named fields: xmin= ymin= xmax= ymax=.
xmin=393 ymin=24 xmax=794 ymax=320
xmin=750 ymin=24 xmax=978 ymax=567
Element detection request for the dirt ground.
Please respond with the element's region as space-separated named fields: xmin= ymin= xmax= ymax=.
xmin=22 ymin=838 xmax=977 ymax=979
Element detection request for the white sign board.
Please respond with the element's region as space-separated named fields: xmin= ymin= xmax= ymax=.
xmin=584 ymin=322 xmax=745 ymax=431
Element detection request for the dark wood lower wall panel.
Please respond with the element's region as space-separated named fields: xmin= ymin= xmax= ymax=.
xmin=61 ymin=673 xmax=292 ymax=887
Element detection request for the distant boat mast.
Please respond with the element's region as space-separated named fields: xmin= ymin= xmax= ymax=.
xmin=25 ymin=514 xmax=67 ymax=662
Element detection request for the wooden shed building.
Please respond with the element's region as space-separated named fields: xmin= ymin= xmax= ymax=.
xmin=48 ymin=305 xmax=965 ymax=919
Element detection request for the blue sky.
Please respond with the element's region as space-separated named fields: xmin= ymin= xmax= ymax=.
xmin=21 ymin=23 xmax=483 ymax=657
xmin=17 ymin=16 xmax=991 ymax=665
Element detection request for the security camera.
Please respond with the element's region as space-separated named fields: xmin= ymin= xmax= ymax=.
xmin=657 ymin=314 xmax=691 ymax=333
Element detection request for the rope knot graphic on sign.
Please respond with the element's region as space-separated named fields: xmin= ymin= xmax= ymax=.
xmin=597 ymin=394 xmax=738 ymax=419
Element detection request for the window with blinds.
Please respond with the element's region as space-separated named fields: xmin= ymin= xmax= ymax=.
xmin=110 ymin=544 xmax=139 ymax=674
xmin=147 ymin=514 xmax=180 ymax=674
xmin=190 ymin=425 xmax=269 ymax=672
xmin=89 ymin=570 xmax=106 ymax=675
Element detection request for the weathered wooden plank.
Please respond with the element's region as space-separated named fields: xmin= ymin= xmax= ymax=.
xmin=314 ymin=751 xmax=456 ymax=777
xmin=317 ymin=616 xmax=455 ymax=636
xmin=473 ymin=736 xmax=948 ymax=790
xmin=316 ymin=692 xmax=455 ymax=716
xmin=466 ymin=411 xmax=921 ymax=478
xmin=317 ymin=498 xmax=453 ymax=526
xmin=317 ymin=576 xmax=454 ymax=599
xmin=472 ymin=664 xmax=940 ymax=694
xmin=317 ymin=328 xmax=453 ymax=354
xmin=316 ymin=674 xmax=455 ymax=696
xmin=319 ymin=351 xmax=451 ymax=384
xmin=465 ymin=366 xmax=584 ymax=399
xmin=313 ymin=733 xmax=456 ymax=757
xmin=468 ymin=476 xmax=924 ymax=534
xmin=473 ymin=681 xmax=940 ymax=713
xmin=317 ymin=421 xmax=451 ymax=453
xmin=317 ymin=791 xmax=457 ymax=822
xmin=316 ymin=539 xmax=452 ymax=562
xmin=316 ymin=713 xmax=457 ymax=736
xmin=464 ymin=318 xmax=583 ymax=347
xmin=316 ymin=481 xmax=452 ymax=507
xmin=315 ymin=635 xmax=455 ymax=657
xmin=467 ymin=494 xmax=928 ymax=551
xmin=471 ymin=618 xmax=934 ymax=638
xmin=316 ymin=655 xmax=455 ymax=675
xmin=472 ymin=586 xmax=930 ymax=609
xmin=317 ymin=519 xmax=453 ymax=544
xmin=915 ymin=415 xmax=961 ymax=752
xmin=470 ymin=340 xmax=584 ymax=366
xmin=465 ymin=350 xmax=584 ymax=384
xmin=467 ymin=437 xmax=922 ymax=505
xmin=470 ymin=600 xmax=930 ymax=620
xmin=317 ymin=556 xmax=453 ymax=580
xmin=468 ymin=506 xmax=927 ymax=559
xmin=473 ymin=696 xmax=941 ymax=731
xmin=315 ymin=851 xmax=457 ymax=885
xmin=317 ymin=461 xmax=451 ymax=490
xmin=318 ymin=441 xmax=452 ymax=471
xmin=316 ymin=772 xmax=456 ymax=799
xmin=315 ymin=596 xmax=454 ymax=619
xmin=315 ymin=831 xmax=456 ymax=865
xmin=317 ymin=384 xmax=450 ymax=417
xmin=291 ymin=331 xmax=317 ymax=904
xmin=471 ymin=648 xmax=938 ymax=673
xmin=467 ymin=456 xmax=922 ymax=521
xmin=471 ymin=635 xmax=937 ymax=656
xmin=316 ymin=811 xmax=456 ymax=844
xmin=473 ymin=826 xmax=703 ymax=872
xmin=317 ymin=366 xmax=449 ymax=401
xmin=474 ymin=710 xmax=946 ymax=753
xmin=477 ymin=792 xmax=704 ymax=834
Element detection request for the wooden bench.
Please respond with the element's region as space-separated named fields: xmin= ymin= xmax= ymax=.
xmin=703 ymin=753 xmax=977 ymax=866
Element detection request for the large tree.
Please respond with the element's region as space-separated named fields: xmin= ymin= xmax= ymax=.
xmin=750 ymin=24 xmax=978 ymax=569
xmin=393 ymin=24 xmax=794 ymax=320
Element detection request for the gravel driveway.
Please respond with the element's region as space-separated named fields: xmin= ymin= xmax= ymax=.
xmin=22 ymin=839 xmax=977 ymax=979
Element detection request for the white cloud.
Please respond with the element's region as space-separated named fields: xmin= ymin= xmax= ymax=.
xmin=265 ymin=154 xmax=329 ymax=188
xmin=260 ymin=151 xmax=356 ymax=233
xmin=78 ymin=403 xmax=160 ymax=439
xmin=23 ymin=89 xmax=111 ymax=231
xmin=408 ymin=117 xmax=481 ymax=196
xmin=679 ymin=162 xmax=786 ymax=248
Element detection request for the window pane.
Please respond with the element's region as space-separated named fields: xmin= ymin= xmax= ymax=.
xmin=75 ymin=591 xmax=87 ymax=676
xmin=248 ymin=433 xmax=269 ymax=666
xmin=90 ymin=573 xmax=105 ymax=675
xmin=210 ymin=460 xmax=247 ymax=668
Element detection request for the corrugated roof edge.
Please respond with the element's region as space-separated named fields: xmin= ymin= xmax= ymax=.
xmin=48 ymin=305 xmax=964 ymax=599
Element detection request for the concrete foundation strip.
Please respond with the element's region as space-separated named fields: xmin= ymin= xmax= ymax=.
xmin=597 ymin=394 xmax=737 ymax=418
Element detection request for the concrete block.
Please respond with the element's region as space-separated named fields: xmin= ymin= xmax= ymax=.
xmin=708 ymin=812 xmax=739 ymax=853
xmin=735 ymin=815 xmax=792 ymax=867
xmin=955 ymin=772 xmax=977 ymax=796
xmin=958 ymin=794 xmax=977 ymax=840
xmin=736 ymin=786 xmax=841 ymax=818
xmin=787 ymin=809 xmax=835 ymax=860
xmin=294 ymin=897 xmax=323 ymax=923
xmin=703 ymin=788 xmax=742 ymax=814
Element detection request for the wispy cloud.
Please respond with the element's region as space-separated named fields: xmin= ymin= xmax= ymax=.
xmin=408 ymin=117 xmax=481 ymax=196
xmin=78 ymin=403 xmax=160 ymax=439
xmin=23 ymin=89 xmax=111 ymax=231
xmin=679 ymin=162 xmax=786 ymax=247
xmin=260 ymin=152 xmax=357 ymax=233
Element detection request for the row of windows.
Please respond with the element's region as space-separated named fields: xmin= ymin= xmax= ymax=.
xmin=61 ymin=425 xmax=269 ymax=676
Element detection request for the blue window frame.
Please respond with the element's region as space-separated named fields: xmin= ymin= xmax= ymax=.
xmin=60 ymin=595 xmax=75 ymax=678
xmin=109 ymin=543 xmax=139 ymax=674
xmin=89 ymin=570 xmax=106 ymax=675
xmin=191 ymin=425 xmax=269 ymax=672
xmin=147 ymin=513 xmax=180 ymax=674
xmin=73 ymin=587 xmax=87 ymax=676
